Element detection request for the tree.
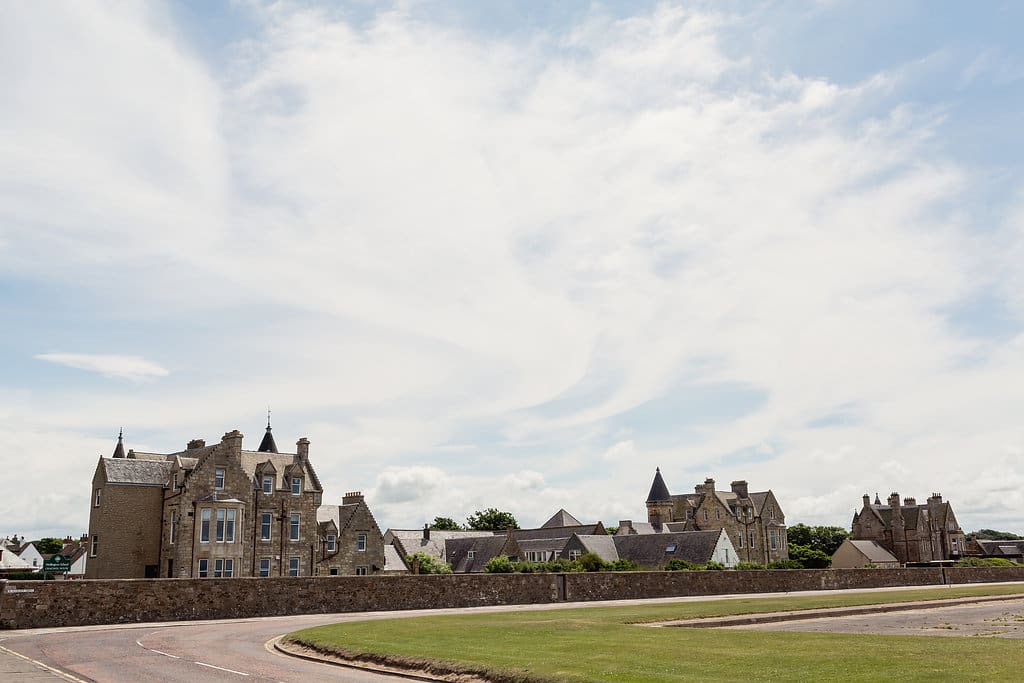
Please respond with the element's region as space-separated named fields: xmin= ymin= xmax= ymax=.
xmin=788 ymin=544 xmax=832 ymax=569
xmin=786 ymin=524 xmax=849 ymax=556
xmin=466 ymin=508 xmax=519 ymax=531
xmin=429 ymin=517 xmax=462 ymax=530
xmin=576 ymin=552 xmax=606 ymax=572
xmin=970 ymin=529 xmax=1023 ymax=541
xmin=33 ymin=538 xmax=64 ymax=555
xmin=483 ymin=555 xmax=515 ymax=573
xmin=405 ymin=552 xmax=452 ymax=575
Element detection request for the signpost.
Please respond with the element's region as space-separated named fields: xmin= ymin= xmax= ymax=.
xmin=43 ymin=553 xmax=71 ymax=575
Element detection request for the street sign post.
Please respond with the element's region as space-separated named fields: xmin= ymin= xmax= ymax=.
xmin=43 ymin=553 xmax=71 ymax=574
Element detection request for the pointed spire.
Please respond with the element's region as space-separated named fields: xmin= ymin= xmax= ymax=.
xmin=112 ymin=428 xmax=126 ymax=458
xmin=874 ymin=492 xmax=881 ymax=505
xmin=646 ymin=467 xmax=671 ymax=502
xmin=258 ymin=411 xmax=278 ymax=453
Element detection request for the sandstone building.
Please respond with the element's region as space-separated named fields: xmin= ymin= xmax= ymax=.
xmin=635 ymin=469 xmax=788 ymax=565
xmin=850 ymin=492 xmax=966 ymax=564
xmin=86 ymin=424 xmax=385 ymax=578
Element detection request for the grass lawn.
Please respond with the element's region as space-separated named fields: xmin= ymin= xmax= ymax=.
xmin=286 ymin=584 xmax=1024 ymax=682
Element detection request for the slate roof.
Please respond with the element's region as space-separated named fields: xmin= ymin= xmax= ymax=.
xmin=541 ymin=509 xmax=583 ymax=528
xmin=317 ymin=503 xmax=361 ymax=533
xmin=103 ymin=458 xmax=173 ymax=486
xmin=0 ymin=547 xmax=33 ymax=570
xmin=846 ymin=540 xmax=899 ymax=564
xmin=506 ymin=523 xmax=605 ymax=541
xmin=646 ymin=468 xmax=671 ymax=502
xmin=572 ymin=534 xmax=619 ymax=562
xmin=384 ymin=544 xmax=409 ymax=572
xmin=257 ymin=424 xmax=278 ymax=453
xmin=385 ymin=529 xmax=493 ymax=562
xmin=446 ymin=535 xmax=517 ymax=573
xmin=612 ymin=530 xmax=722 ymax=567
xmin=975 ymin=540 xmax=1024 ymax=557
xmin=240 ymin=450 xmax=322 ymax=492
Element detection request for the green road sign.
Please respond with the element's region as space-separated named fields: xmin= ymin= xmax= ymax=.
xmin=43 ymin=553 xmax=72 ymax=573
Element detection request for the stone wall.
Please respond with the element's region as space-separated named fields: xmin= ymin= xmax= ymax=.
xmin=3 ymin=566 xmax=1023 ymax=630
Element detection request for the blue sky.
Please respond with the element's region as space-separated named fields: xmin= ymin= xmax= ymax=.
xmin=2 ymin=1 xmax=1023 ymax=539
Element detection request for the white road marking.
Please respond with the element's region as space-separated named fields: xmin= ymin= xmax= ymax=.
xmin=135 ymin=638 xmax=180 ymax=658
xmin=0 ymin=643 xmax=91 ymax=683
xmin=195 ymin=660 xmax=251 ymax=676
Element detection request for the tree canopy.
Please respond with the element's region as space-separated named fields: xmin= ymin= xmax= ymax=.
xmin=466 ymin=508 xmax=519 ymax=531
xmin=970 ymin=529 xmax=1023 ymax=540
xmin=786 ymin=524 xmax=849 ymax=556
xmin=429 ymin=516 xmax=463 ymax=531
xmin=32 ymin=538 xmax=64 ymax=555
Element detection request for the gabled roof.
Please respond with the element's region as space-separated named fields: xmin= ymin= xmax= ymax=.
xmin=446 ymin=535 xmax=518 ymax=572
xmin=975 ymin=540 xmax=1024 ymax=557
xmin=385 ymin=529 xmax=492 ymax=561
xmin=845 ymin=540 xmax=899 ymax=564
xmin=646 ymin=468 xmax=671 ymax=502
xmin=507 ymin=523 xmax=605 ymax=541
xmin=0 ymin=547 xmax=33 ymax=570
xmin=612 ymin=530 xmax=722 ymax=567
xmin=102 ymin=458 xmax=173 ymax=486
xmin=384 ymin=544 xmax=409 ymax=572
xmin=541 ymin=509 xmax=583 ymax=528
xmin=572 ymin=534 xmax=619 ymax=562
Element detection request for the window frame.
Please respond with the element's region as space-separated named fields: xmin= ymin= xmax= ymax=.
xmin=288 ymin=557 xmax=300 ymax=577
xmin=90 ymin=535 xmax=98 ymax=557
xmin=200 ymin=508 xmax=211 ymax=543
xmin=226 ymin=509 xmax=236 ymax=543
xmin=291 ymin=476 xmax=302 ymax=495
xmin=198 ymin=558 xmax=209 ymax=578
xmin=289 ymin=513 xmax=300 ymax=541
xmin=355 ymin=566 xmax=368 ymax=576
xmin=214 ymin=468 xmax=225 ymax=489
xmin=94 ymin=489 xmax=102 ymax=507
xmin=259 ymin=558 xmax=271 ymax=577
xmin=216 ymin=509 xmax=226 ymax=542
xmin=357 ymin=533 xmax=367 ymax=552
xmin=169 ymin=509 xmax=177 ymax=545
xmin=260 ymin=512 xmax=272 ymax=541
xmin=262 ymin=474 xmax=273 ymax=494
xmin=326 ymin=534 xmax=336 ymax=552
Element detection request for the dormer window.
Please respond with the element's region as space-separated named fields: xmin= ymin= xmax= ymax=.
xmin=262 ymin=475 xmax=273 ymax=494
xmin=215 ymin=468 xmax=225 ymax=489
xmin=291 ymin=476 xmax=302 ymax=495
xmin=326 ymin=534 xmax=336 ymax=552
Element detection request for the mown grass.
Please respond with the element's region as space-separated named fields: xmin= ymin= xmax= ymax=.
xmin=286 ymin=584 xmax=1024 ymax=682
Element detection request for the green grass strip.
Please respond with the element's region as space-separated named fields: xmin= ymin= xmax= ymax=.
xmin=286 ymin=584 xmax=1024 ymax=682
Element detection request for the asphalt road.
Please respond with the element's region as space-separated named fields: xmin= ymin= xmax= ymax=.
xmin=3 ymin=583 xmax=1023 ymax=682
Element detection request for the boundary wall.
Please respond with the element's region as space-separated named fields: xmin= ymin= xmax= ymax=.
xmin=3 ymin=566 xmax=1024 ymax=630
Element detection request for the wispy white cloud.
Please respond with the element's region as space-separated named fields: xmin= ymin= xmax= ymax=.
xmin=35 ymin=353 xmax=169 ymax=381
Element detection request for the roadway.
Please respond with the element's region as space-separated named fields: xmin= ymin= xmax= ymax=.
xmin=3 ymin=582 xmax=1022 ymax=682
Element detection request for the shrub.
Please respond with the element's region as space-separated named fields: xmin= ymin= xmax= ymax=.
xmin=665 ymin=559 xmax=701 ymax=571
xmin=543 ymin=558 xmax=581 ymax=573
xmin=577 ymin=552 xmax=607 ymax=572
xmin=734 ymin=561 xmax=765 ymax=570
xmin=767 ymin=559 xmax=803 ymax=569
xmin=954 ymin=557 xmax=1017 ymax=567
xmin=516 ymin=561 xmax=537 ymax=573
xmin=483 ymin=555 xmax=515 ymax=573
xmin=405 ymin=552 xmax=452 ymax=574
xmin=703 ymin=561 xmax=725 ymax=570
xmin=608 ymin=559 xmax=640 ymax=572
xmin=789 ymin=544 xmax=832 ymax=569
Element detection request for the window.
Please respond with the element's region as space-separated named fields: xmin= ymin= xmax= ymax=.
xmin=665 ymin=544 xmax=677 ymax=553
xmin=569 ymin=550 xmax=581 ymax=561
xmin=326 ymin=534 xmax=336 ymax=552
xmin=769 ymin=529 xmax=777 ymax=550
xmin=94 ymin=489 xmax=102 ymax=507
xmin=686 ymin=509 xmax=693 ymax=519
xmin=226 ymin=509 xmax=236 ymax=543
xmin=290 ymin=513 xmax=300 ymax=541
xmin=90 ymin=535 xmax=98 ymax=557
xmin=355 ymin=566 xmax=368 ymax=575
xmin=169 ymin=510 xmax=177 ymax=544
xmin=715 ymin=509 xmax=720 ymax=520
xmin=215 ymin=468 xmax=225 ymax=489
xmin=769 ymin=506 xmax=775 ymax=520
xmin=198 ymin=558 xmax=209 ymax=578
xmin=467 ymin=550 xmax=475 ymax=559
xmin=214 ymin=559 xmax=224 ymax=578
xmin=260 ymin=512 xmax=272 ymax=541
xmin=703 ymin=510 xmax=709 ymax=521
xmin=291 ymin=477 xmax=302 ymax=495
xmin=224 ymin=559 xmax=234 ymax=577
xmin=288 ymin=557 xmax=300 ymax=576
xmin=216 ymin=509 xmax=226 ymax=542
xmin=737 ymin=533 xmax=743 ymax=549
xmin=262 ymin=475 xmax=273 ymax=494
xmin=749 ymin=530 xmax=755 ymax=548
xmin=329 ymin=567 xmax=339 ymax=576
xmin=200 ymin=509 xmax=211 ymax=543
xmin=259 ymin=558 xmax=271 ymax=577
xmin=357 ymin=534 xmax=366 ymax=551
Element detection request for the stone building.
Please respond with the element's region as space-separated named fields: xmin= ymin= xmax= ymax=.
xmin=850 ymin=492 xmax=966 ymax=564
xmin=315 ymin=491 xmax=387 ymax=576
xmin=86 ymin=423 xmax=384 ymax=579
xmin=635 ymin=469 xmax=788 ymax=565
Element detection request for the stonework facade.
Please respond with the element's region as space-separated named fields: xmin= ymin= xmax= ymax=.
xmin=86 ymin=425 xmax=384 ymax=579
xmin=639 ymin=470 xmax=788 ymax=565
xmin=850 ymin=491 xmax=966 ymax=564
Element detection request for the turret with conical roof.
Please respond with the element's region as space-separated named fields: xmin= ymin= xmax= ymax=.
xmin=258 ymin=412 xmax=278 ymax=453
xmin=112 ymin=429 xmax=126 ymax=458
xmin=646 ymin=467 xmax=674 ymax=530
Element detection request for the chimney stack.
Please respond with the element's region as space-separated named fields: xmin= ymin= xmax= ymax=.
xmin=862 ymin=494 xmax=871 ymax=507
xmin=342 ymin=491 xmax=363 ymax=505
xmin=888 ymin=492 xmax=901 ymax=508
xmin=903 ymin=497 xmax=917 ymax=506
xmin=296 ymin=437 xmax=310 ymax=461
xmin=423 ymin=523 xmax=430 ymax=540
xmin=704 ymin=477 xmax=716 ymax=493
xmin=187 ymin=438 xmax=206 ymax=450
xmin=731 ymin=480 xmax=749 ymax=498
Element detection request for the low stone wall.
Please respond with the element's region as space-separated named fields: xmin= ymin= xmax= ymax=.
xmin=3 ymin=566 xmax=1023 ymax=630
xmin=562 ymin=567 xmax=947 ymax=601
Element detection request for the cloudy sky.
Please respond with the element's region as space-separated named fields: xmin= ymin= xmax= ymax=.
xmin=3 ymin=1 xmax=1023 ymax=540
